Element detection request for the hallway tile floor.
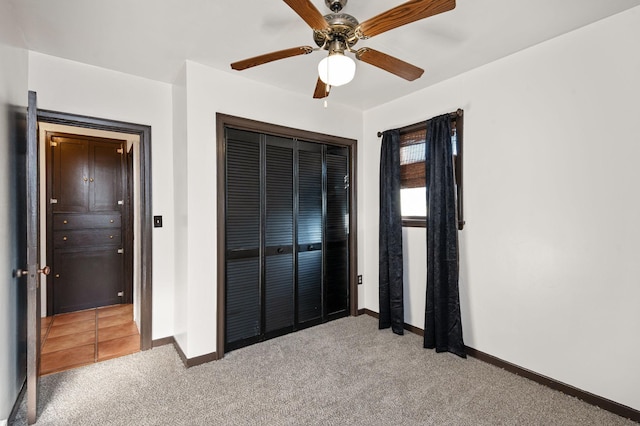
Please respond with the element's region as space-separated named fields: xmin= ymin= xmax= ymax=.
xmin=40 ymin=304 xmax=140 ymax=376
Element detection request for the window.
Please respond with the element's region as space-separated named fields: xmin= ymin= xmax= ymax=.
xmin=399 ymin=110 xmax=464 ymax=229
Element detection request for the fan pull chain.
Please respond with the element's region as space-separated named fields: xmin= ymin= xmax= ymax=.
xmin=324 ymin=84 xmax=331 ymax=108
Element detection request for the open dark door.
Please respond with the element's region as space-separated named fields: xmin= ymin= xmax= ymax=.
xmin=24 ymin=91 xmax=48 ymax=424
xmin=124 ymin=146 xmax=134 ymax=303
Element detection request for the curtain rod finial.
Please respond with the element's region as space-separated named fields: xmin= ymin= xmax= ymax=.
xmin=377 ymin=132 xmax=382 ymax=137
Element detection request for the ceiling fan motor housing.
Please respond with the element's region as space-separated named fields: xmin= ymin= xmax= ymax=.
xmin=313 ymin=12 xmax=359 ymax=49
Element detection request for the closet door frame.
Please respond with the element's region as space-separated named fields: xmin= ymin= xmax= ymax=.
xmin=216 ymin=113 xmax=358 ymax=359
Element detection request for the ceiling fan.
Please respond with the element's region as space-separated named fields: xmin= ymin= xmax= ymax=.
xmin=230 ymin=0 xmax=456 ymax=99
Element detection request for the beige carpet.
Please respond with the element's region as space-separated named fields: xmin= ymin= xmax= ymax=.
xmin=12 ymin=315 xmax=636 ymax=425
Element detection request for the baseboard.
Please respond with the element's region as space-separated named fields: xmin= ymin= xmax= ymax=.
xmin=153 ymin=335 xmax=219 ymax=367
xmin=464 ymin=347 xmax=640 ymax=423
xmin=360 ymin=309 xmax=640 ymax=422
xmin=152 ymin=336 xmax=176 ymax=347
xmin=359 ymin=308 xmax=376 ymax=317
xmin=171 ymin=339 xmax=218 ymax=368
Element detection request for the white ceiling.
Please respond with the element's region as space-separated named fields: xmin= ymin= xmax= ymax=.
xmin=7 ymin=0 xmax=640 ymax=110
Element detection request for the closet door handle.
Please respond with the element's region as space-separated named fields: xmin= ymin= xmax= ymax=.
xmin=277 ymin=247 xmax=284 ymax=254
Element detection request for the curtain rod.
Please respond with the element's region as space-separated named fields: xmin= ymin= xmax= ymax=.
xmin=377 ymin=109 xmax=463 ymax=137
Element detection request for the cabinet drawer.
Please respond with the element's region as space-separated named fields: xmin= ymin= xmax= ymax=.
xmin=54 ymin=214 xmax=121 ymax=230
xmin=54 ymin=229 xmax=122 ymax=248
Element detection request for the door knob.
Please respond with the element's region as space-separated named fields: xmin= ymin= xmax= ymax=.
xmin=14 ymin=266 xmax=49 ymax=277
xmin=277 ymin=247 xmax=284 ymax=254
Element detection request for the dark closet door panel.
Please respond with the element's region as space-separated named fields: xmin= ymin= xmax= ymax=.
xmin=53 ymin=248 xmax=123 ymax=313
xmin=298 ymin=148 xmax=322 ymax=245
xmin=265 ymin=142 xmax=293 ymax=247
xmin=52 ymin=138 xmax=89 ymax=213
xmin=298 ymin=250 xmax=322 ymax=323
xmin=326 ymin=148 xmax=349 ymax=317
xmin=326 ymin=151 xmax=349 ymax=241
xmin=226 ymin=133 xmax=261 ymax=250
xmin=298 ymin=145 xmax=323 ymax=324
xmin=264 ymin=138 xmax=294 ymax=334
xmin=326 ymin=241 xmax=349 ymax=316
xmin=226 ymin=258 xmax=261 ymax=344
xmin=91 ymin=142 xmax=123 ymax=212
xmin=265 ymin=254 xmax=294 ymax=333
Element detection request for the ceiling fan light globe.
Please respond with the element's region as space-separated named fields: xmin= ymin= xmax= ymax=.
xmin=318 ymin=54 xmax=356 ymax=87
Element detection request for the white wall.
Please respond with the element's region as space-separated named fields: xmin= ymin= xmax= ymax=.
xmin=175 ymin=61 xmax=363 ymax=357
xmin=172 ymin=64 xmax=188 ymax=352
xmin=362 ymin=6 xmax=640 ymax=411
xmin=0 ymin=42 xmax=28 ymax=422
xmin=28 ymin=52 xmax=176 ymax=340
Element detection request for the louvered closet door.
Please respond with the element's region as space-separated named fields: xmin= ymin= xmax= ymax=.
xmin=326 ymin=146 xmax=350 ymax=317
xmin=225 ymin=129 xmax=261 ymax=347
xmin=264 ymin=136 xmax=295 ymax=334
xmin=224 ymin=126 xmax=350 ymax=352
xmin=297 ymin=142 xmax=323 ymax=324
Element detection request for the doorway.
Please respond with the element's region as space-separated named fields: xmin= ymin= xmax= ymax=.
xmin=36 ymin=109 xmax=153 ymax=351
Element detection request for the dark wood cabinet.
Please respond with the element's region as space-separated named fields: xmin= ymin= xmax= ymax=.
xmin=47 ymin=133 xmax=127 ymax=314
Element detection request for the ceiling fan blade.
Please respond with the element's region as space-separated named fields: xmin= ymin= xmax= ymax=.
xmin=356 ymin=48 xmax=424 ymax=81
xmin=313 ymin=78 xmax=329 ymax=99
xmin=283 ymin=0 xmax=330 ymax=31
xmin=231 ymin=46 xmax=314 ymax=71
xmin=357 ymin=0 xmax=456 ymax=39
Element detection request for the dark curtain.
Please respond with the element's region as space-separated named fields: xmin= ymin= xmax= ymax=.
xmin=424 ymin=114 xmax=466 ymax=357
xmin=379 ymin=129 xmax=404 ymax=335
